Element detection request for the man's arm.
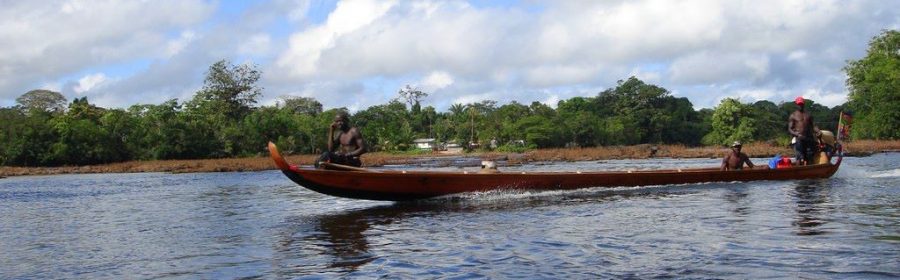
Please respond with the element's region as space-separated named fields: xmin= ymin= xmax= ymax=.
xmin=721 ymin=155 xmax=729 ymax=171
xmin=327 ymin=125 xmax=336 ymax=152
xmin=743 ymin=154 xmax=754 ymax=169
xmin=345 ymin=128 xmax=367 ymax=157
xmin=788 ymin=114 xmax=800 ymax=138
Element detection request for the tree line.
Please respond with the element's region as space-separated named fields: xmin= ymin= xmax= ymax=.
xmin=1 ymin=30 xmax=896 ymax=167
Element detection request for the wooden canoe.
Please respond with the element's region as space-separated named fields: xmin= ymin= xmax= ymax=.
xmin=268 ymin=142 xmax=842 ymax=201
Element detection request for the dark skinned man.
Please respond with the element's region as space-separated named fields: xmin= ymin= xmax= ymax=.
xmin=721 ymin=141 xmax=755 ymax=171
xmin=318 ymin=111 xmax=366 ymax=168
xmin=788 ymin=97 xmax=819 ymax=165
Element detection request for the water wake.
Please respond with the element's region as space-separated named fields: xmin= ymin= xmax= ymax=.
xmin=870 ymin=168 xmax=900 ymax=178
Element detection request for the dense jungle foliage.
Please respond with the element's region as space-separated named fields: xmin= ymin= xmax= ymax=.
xmin=1 ymin=31 xmax=895 ymax=167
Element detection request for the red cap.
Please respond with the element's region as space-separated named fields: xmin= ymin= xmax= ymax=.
xmin=794 ymin=96 xmax=805 ymax=105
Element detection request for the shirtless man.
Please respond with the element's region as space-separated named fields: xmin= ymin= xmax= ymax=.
xmin=320 ymin=111 xmax=366 ymax=167
xmin=721 ymin=141 xmax=754 ymax=171
xmin=787 ymin=97 xmax=819 ymax=165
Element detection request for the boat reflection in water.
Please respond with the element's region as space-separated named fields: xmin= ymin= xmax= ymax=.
xmin=271 ymin=203 xmax=464 ymax=274
xmin=791 ymin=181 xmax=833 ymax=236
xmin=269 ymin=186 xmax=701 ymax=275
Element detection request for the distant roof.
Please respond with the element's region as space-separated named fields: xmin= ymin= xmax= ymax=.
xmin=413 ymin=138 xmax=435 ymax=143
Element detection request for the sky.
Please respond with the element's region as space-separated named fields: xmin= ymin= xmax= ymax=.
xmin=1 ymin=0 xmax=897 ymax=112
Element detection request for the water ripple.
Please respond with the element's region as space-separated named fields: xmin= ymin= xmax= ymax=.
xmin=1 ymin=157 xmax=898 ymax=278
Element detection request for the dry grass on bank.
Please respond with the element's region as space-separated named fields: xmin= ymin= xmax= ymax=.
xmin=0 ymin=155 xmax=309 ymax=177
xmin=2 ymin=140 xmax=898 ymax=177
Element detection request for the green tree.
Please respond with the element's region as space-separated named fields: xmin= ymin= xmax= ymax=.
xmin=703 ymin=98 xmax=756 ymax=145
xmin=0 ymin=107 xmax=34 ymax=165
xmin=844 ymin=29 xmax=900 ymax=139
xmin=240 ymin=107 xmax=300 ymax=155
xmin=446 ymin=103 xmax=468 ymax=143
xmin=750 ymin=100 xmax=785 ymax=142
xmin=805 ymin=99 xmax=838 ymax=131
xmin=192 ymin=59 xmax=263 ymax=120
xmin=557 ymin=97 xmax=602 ymax=147
xmin=464 ymin=100 xmax=497 ymax=147
xmin=397 ymin=85 xmax=428 ymax=114
xmin=659 ymin=97 xmax=705 ymax=145
xmin=417 ymin=106 xmax=438 ymax=138
xmin=516 ymin=115 xmax=563 ymax=148
xmin=354 ymin=101 xmax=411 ymax=151
xmin=129 ymin=100 xmax=191 ymax=159
xmin=177 ymin=60 xmax=265 ymax=158
xmin=16 ymin=89 xmax=67 ymax=114
xmin=493 ymin=101 xmax=531 ymax=144
xmin=99 ymin=109 xmax=139 ymax=161
xmin=46 ymin=97 xmax=126 ymax=165
xmin=595 ymin=77 xmax=677 ymax=144
xmin=278 ymin=96 xmax=323 ymax=116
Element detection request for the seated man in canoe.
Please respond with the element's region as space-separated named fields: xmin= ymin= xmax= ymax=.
xmin=317 ymin=111 xmax=367 ymax=168
xmin=721 ymin=141 xmax=755 ymax=171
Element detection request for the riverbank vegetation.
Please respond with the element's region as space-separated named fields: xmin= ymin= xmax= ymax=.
xmin=1 ymin=31 xmax=897 ymax=169
xmin=1 ymin=140 xmax=898 ymax=177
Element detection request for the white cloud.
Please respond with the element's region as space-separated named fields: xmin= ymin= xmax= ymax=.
xmin=543 ymin=94 xmax=560 ymax=108
xmin=453 ymin=92 xmax=494 ymax=106
xmin=587 ymin=0 xmax=727 ymax=60
xmin=524 ymin=65 xmax=602 ymax=87
xmin=0 ymin=0 xmax=214 ymax=105
xmin=274 ymin=0 xmax=397 ymax=79
xmin=271 ymin=0 xmax=891 ymax=110
xmin=629 ymin=68 xmax=662 ymax=84
xmin=39 ymin=82 xmax=63 ymax=93
xmin=165 ymin=31 xmax=197 ymax=57
xmin=669 ymin=52 xmax=770 ymax=85
xmin=73 ymin=73 xmax=109 ymax=94
xmin=419 ymin=71 xmax=454 ymax=91
xmin=787 ymin=50 xmax=808 ymax=61
xmin=798 ymin=88 xmax=847 ymax=107
xmin=1 ymin=0 xmax=896 ymax=111
xmin=733 ymin=88 xmax=777 ymax=102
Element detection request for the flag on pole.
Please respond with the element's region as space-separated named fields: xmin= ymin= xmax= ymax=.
xmin=837 ymin=111 xmax=852 ymax=141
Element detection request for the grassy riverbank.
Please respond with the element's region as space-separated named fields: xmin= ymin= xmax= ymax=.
xmin=2 ymin=140 xmax=898 ymax=177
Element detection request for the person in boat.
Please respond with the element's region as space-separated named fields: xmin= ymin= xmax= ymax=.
xmin=721 ymin=141 xmax=755 ymax=171
xmin=318 ymin=111 xmax=367 ymax=167
xmin=787 ymin=96 xmax=820 ymax=165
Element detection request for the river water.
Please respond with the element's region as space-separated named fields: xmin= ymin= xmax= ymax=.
xmin=1 ymin=153 xmax=898 ymax=279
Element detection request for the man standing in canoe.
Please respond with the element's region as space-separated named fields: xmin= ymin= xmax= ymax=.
xmin=788 ymin=97 xmax=819 ymax=165
xmin=320 ymin=111 xmax=366 ymax=167
xmin=721 ymin=141 xmax=754 ymax=170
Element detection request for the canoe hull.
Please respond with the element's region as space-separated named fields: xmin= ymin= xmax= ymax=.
xmin=269 ymin=143 xmax=841 ymax=201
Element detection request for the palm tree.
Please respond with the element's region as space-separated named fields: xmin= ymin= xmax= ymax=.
xmin=449 ymin=103 xmax=466 ymax=117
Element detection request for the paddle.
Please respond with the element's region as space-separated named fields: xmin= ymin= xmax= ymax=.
xmin=320 ymin=162 xmax=377 ymax=172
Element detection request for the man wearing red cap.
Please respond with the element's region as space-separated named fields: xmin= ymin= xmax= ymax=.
xmin=788 ymin=97 xmax=819 ymax=165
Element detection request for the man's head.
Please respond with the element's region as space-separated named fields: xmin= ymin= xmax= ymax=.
xmin=794 ymin=96 xmax=805 ymax=108
xmin=731 ymin=141 xmax=742 ymax=151
xmin=333 ymin=111 xmax=350 ymax=130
